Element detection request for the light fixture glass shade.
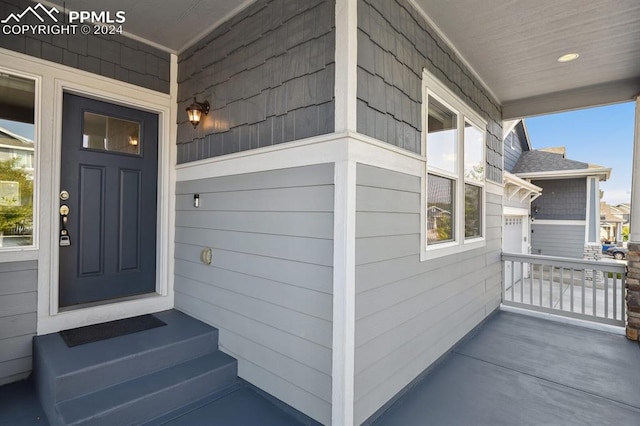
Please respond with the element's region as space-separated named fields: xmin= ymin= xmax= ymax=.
xmin=187 ymin=106 xmax=202 ymax=127
xmin=186 ymin=97 xmax=210 ymax=128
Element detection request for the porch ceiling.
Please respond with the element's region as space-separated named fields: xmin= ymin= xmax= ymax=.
xmin=45 ymin=0 xmax=640 ymax=118
xmin=415 ymin=0 xmax=640 ymax=118
xmin=44 ymin=0 xmax=256 ymax=53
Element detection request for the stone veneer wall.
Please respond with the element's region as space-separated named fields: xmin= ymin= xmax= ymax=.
xmin=583 ymin=243 xmax=603 ymax=282
xmin=626 ymin=243 xmax=639 ymax=340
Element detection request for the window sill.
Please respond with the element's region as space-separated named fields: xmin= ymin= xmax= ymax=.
xmin=420 ymin=238 xmax=485 ymax=262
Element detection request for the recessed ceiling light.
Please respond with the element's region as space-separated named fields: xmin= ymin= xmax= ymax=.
xmin=557 ymin=53 xmax=580 ymax=63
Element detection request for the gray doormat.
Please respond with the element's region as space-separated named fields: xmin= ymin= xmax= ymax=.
xmin=59 ymin=314 xmax=166 ymax=347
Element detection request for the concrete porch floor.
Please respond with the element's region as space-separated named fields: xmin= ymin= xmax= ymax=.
xmin=373 ymin=311 xmax=640 ymax=425
xmin=2 ymin=311 xmax=639 ymax=425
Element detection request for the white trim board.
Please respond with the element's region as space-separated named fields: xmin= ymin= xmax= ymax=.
xmin=175 ymin=131 xmax=425 ymax=182
xmin=332 ymin=159 xmax=357 ymax=426
xmin=334 ymin=0 xmax=358 ymax=134
xmin=516 ymin=168 xmax=611 ymax=181
xmin=0 ymin=47 xmax=175 ymax=335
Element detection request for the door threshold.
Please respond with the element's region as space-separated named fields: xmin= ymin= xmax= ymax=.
xmin=58 ymin=292 xmax=159 ymax=313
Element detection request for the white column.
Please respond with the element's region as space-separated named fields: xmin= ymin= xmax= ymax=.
xmin=332 ymin=157 xmax=356 ymax=426
xmin=334 ymin=0 xmax=358 ymax=133
xmin=630 ymin=96 xmax=640 ymax=242
xmin=332 ymin=1 xmax=358 ymax=423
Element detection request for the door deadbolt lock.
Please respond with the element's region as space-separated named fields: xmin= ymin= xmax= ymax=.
xmin=60 ymin=190 xmax=69 ymax=201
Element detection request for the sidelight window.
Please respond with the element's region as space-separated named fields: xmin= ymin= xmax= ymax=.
xmin=0 ymin=73 xmax=36 ymax=248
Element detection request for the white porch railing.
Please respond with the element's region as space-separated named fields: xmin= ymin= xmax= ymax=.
xmin=502 ymin=252 xmax=627 ymax=327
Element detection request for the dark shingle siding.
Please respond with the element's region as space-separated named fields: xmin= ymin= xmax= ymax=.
xmin=356 ymin=0 xmax=503 ymax=183
xmin=504 ymin=123 xmax=528 ymax=173
xmin=531 ymin=178 xmax=587 ymax=220
xmin=513 ymin=151 xmax=589 ymax=174
xmin=176 ymin=0 xmax=335 ymax=163
xmin=0 ymin=0 xmax=170 ymax=94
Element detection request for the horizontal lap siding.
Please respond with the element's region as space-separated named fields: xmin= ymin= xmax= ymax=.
xmin=0 ymin=260 xmax=37 ymax=385
xmin=174 ymin=164 xmax=333 ymax=425
xmin=354 ymin=164 xmax=501 ymax=424
xmin=531 ymin=224 xmax=585 ymax=258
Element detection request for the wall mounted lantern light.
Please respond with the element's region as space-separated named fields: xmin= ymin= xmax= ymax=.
xmin=186 ymin=97 xmax=210 ymax=128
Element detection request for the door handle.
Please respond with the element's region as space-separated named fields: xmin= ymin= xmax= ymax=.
xmin=59 ymin=204 xmax=70 ymax=246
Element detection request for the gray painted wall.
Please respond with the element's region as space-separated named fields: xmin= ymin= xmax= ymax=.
xmin=531 ymin=178 xmax=586 ymax=220
xmin=0 ymin=0 xmax=170 ymax=93
xmin=531 ymin=223 xmax=585 ymax=258
xmin=504 ymin=123 xmax=528 ymax=173
xmin=177 ymin=0 xmax=335 ymax=163
xmin=354 ymin=164 xmax=502 ymax=424
xmin=0 ymin=260 xmax=37 ymax=385
xmin=356 ymin=0 xmax=503 ymax=183
xmin=173 ymin=164 xmax=334 ymax=424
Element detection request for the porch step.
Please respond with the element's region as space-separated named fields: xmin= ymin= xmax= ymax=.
xmin=57 ymin=352 xmax=237 ymax=425
xmin=33 ymin=309 xmax=238 ymax=426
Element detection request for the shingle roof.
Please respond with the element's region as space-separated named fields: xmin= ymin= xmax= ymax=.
xmin=0 ymin=128 xmax=33 ymax=150
xmin=512 ymin=150 xmax=589 ymax=173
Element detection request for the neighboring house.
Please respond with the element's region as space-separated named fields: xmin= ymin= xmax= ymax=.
xmin=600 ymin=202 xmax=625 ymax=243
xmin=0 ymin=127 xmax=34 ymax=245
xmin=502 ymin=120 xmax=541 ymax=286
xmin=616 ymin=203 xmax=631 ymax=223
xmin=0 ymin=0 xmax=638 ymax=425
xmin=426 ymin=205 xmax=452 ymax=242
xmin=0 ymin=126 xmax=34 ymax=180
xmin=512 ymin=146 xmax=610 ymax=258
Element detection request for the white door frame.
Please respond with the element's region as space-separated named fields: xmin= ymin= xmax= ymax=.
xmin=0 ymin=48 xmax=177 ymax=335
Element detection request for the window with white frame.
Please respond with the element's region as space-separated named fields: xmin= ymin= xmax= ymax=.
xmin=0 ymin=72 xmax=36 ymax=248
xmin=422 ymin=70 xmax=486 ymax=258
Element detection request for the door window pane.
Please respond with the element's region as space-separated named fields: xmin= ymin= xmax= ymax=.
xmin=83 ymin=112 xmax=140 ymax=155
xmin=427 ymin=96 xmax=457 ymax=173
xmin=427 ymin=174 xmax=455 ymax=244
xmin=0 ymin=73 xmax=35 ymax=247
xmin=465 ymin=184 xmax=482 ymax=239
xmin=464 ymin=121 xmax=484 ymax=183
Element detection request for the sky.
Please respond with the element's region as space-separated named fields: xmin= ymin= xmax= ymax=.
xmin=525 ymin=102 xmax=635 ymax=206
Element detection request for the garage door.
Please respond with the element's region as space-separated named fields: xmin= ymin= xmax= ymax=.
xmin=504 ymin=216 xmax=524 ymax=289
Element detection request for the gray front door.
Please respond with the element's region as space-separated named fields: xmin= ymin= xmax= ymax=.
xmin=59 ymin=93 xmax=158 ymax=307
